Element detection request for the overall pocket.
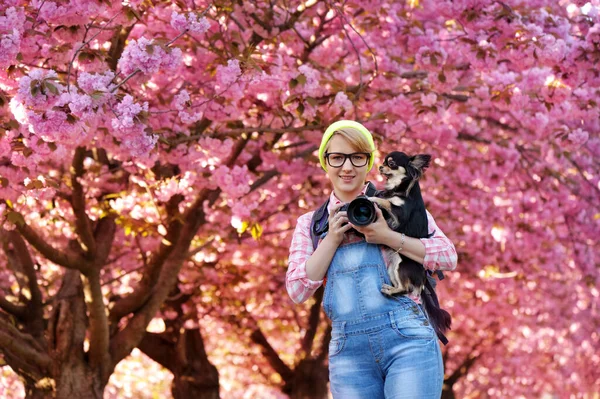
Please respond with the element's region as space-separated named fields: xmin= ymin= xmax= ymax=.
xmin=391 ymin=310 xmax=434 ymax=341
xmin=329 ymin=332 xmax=346 ymax=357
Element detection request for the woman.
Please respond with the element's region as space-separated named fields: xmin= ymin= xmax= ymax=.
xmin=286 ymin=120 xmax=457 ymax=398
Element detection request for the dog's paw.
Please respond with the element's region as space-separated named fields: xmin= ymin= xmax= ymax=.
xmin=381 ymin=284 xmax=405 ymax=296
xmin=381 ymin=284 xmax=394 ymax=295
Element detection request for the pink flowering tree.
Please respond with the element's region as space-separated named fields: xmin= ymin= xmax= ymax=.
xmin=0 ymin=0 xmax=599 ymax=398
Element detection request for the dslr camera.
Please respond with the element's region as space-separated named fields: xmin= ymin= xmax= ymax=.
xmin=339 ymin=195 xmax=378 ymax=226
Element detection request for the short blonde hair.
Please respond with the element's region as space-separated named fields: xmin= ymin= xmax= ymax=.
xmin=324 ymin=128 xmax=374 ymax=154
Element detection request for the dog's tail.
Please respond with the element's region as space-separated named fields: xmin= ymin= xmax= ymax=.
xmin=421 ymin=277 xmax=452 ymax=345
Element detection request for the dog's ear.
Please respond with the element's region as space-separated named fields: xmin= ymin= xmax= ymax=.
xmin=409 ymin=154 xmax=432 ymax=172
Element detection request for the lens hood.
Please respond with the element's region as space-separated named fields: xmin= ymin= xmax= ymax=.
xmin=346 ymin=196 xmax=376 ymax=226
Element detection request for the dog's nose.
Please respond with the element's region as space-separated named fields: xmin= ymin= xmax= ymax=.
xmin=379 ymin=166 xmax=384 ymax=172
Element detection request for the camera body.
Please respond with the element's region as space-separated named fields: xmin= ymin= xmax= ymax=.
xmin=339 ymin=195 xmax=377 ymax=226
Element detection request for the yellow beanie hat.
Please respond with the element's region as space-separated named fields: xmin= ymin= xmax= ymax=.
xmin=318 ymin=120 xmax=375 ymax=171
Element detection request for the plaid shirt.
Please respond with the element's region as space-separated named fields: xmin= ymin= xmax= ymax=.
xmin=286 ymin=189 xmax=458 ymax=304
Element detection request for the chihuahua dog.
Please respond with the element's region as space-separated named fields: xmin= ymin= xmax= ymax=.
xmin=369 ymin=151 xmax=452 ymax=336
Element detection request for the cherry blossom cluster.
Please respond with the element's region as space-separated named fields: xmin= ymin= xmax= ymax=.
xmin=170 ymin=11 xmax=211 ymax=34
xmin=110 ymin=95 xmax=157 ymax=157
xmin=117 ymin=36 xmax=183 ymax=75
xmin=0 ymin=5 xmax=25 ymax=68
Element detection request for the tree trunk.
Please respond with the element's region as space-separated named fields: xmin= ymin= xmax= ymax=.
xmin=442 ymin=381 xmax=456 ymax=399
xmin=286 ymin=358 xmax=329 ymax=399
xmin=139 ymin=327 xmax=220 ymax=399
xmin=171 ymin=328 xmax=220 ymax=399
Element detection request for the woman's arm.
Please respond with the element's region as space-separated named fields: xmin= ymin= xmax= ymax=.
xmin=286 ymin=212 xmax=323 ymax=304
xmin=286 ymin=204 xmax=352 ymax=304
xmin=352 ymin=207 xmax=457 ymax=271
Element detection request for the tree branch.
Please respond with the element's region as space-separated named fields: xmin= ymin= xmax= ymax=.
xmin=250 ymin=323 xmax=294 ymax=382
xmin=0 ymin=291 xmax=25 ymax=317
xmin=138 ymin=332 xmax=177 ymax=372
xmin=109 ymin=195 xmax=184 ymax=323
xmin=301 ymin=286 xmax=324 ymax=355
xmin=93 ymin=216 xmax=116 ymax=267
xmin=16 ymin=221 xmax=90 ymax=273
xmin=70 ymin=147 xmax=96 ymax=257
xmin=84 ymin=270 xmax=111 ymax=382
xmin=6 ymin=231 xmax=45 ymax=338
xmin=109 ymin=138 xmax=249 ymax=367
xmin=171 ymin=123 xmax=325 ymax=145
xmin=0 ymin=316 xmax=51 ymax=372
xmin=7 ymin=232 xmax=43 ymax=309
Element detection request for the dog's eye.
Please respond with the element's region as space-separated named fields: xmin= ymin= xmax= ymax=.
xmin=387 ymin=158 xmax=396 ymax=168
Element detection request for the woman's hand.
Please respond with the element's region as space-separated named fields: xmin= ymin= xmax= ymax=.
xmin=351 ymin=205 xmax=394 ymax=245
xmin=324 ymin=203 xmax=353 ymax=246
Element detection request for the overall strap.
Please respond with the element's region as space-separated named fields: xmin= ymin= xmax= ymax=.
xmin=310 ymin=198 xmax=330 ymax=251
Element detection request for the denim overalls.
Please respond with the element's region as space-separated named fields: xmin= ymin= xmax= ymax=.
xmin=323 ymin=235 xmax=443 ymax=398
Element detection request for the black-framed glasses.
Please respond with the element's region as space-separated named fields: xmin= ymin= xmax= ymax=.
xmin=325 ymin=152 xmax=370 ymax=168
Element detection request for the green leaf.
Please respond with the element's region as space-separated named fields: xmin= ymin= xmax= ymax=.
xmin=250 ymin=223 xmax=263 ymax=240
xmin=289 ymin=78 xmax=299 ymax=89
xmin=6 ymin=211 xmax=25 ymax=227
xmin=90 ymin=90 xmax=104 ymax=100
xmin=45 ymin=81 xmax=59 ymax=95
xmin=7 ymin=120 xmax=19 ymax=130
xmin=430 ymin=54 xmax=438 ymax=66
xmin=305 ymin=97 xmax=318 ymax=107
xmin=296 ymin=74 xmax=307 ymax=85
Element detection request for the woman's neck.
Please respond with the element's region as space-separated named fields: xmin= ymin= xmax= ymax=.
xmin=334 ymin=186 xmax=365 ymax=203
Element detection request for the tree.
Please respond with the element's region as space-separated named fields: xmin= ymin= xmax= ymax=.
xmin=1 ymin=0 xmax=599 ymax=397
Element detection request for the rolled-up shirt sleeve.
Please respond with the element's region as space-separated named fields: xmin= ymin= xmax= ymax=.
xmin=286 ymin=212 xmax=324 ymax=304
xmin=421 ymin=210 xmax=458 ymax=272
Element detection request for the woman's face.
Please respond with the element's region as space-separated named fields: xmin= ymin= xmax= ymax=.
xmin=325 ymin=135 xmax=369 ymax=202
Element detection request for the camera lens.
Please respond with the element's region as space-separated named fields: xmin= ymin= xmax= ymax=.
xmin=347 ymin=197 xmax=376 ymax=226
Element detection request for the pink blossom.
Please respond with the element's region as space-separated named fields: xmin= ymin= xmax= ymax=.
xmin=173 ymin=90 xmax=191 ymax=110
xmin=67 ymin=92 xmax=96 ymax=120
xmin=110 ymin=95 xmax=157 ymax=157
xmin=26 ymin=109 xmax=87 ymax=144
xmin=170 ymin=11 xmax=188 ymax=32
xmin=216 ymin=59 xmax=242 ymax=86
xmin=568 ymin=129 xmax=588 ymax=147
xmin=586 ymin=23 xmax=600 ymax=46
xmin=14 ymin=69 xmax=64 ymax=108
xmin=187 ymin=13 xmax=211 ymax=33
xmin=111 ymin=95 xmax=148 ymax=131
xmin=421 ymin=93 xmax=437 ymax=107
xmin=0 ymin=6 xmax=25 ymax=33
xmin=538 ymin=36 xmax=567 ymax=65
xmin=171 ymin=11 xmax=210 ymax=34
xmin=415 ymin=46 xmax=447 ymax=71
xmin=118 ymin=37 xmax=182 ymax=75
xmin=212 ymin=165 xmax=251 ymax=199
xmin=297 ymin=64 xmax=319 ymax=94
xmin=122 ymin=131 xmax=158 ymax=157
xmin=173 ymin=90 xmax=203 ymax=124
xmin=77 ymin=71 xmax=115 ymax=94
xmin=475 ymin=86 xmax=490 ymax=100
xmin=34 ymin=0 xmax=103 ymax=25
xmin=334 ymin=92 xmax=352 ymax=110
xmin=0 ymin=29 xmax=20 ymax=68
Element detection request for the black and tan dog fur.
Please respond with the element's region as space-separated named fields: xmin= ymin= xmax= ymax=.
xmin=368 ymin=151 xmax=432 ymax=297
